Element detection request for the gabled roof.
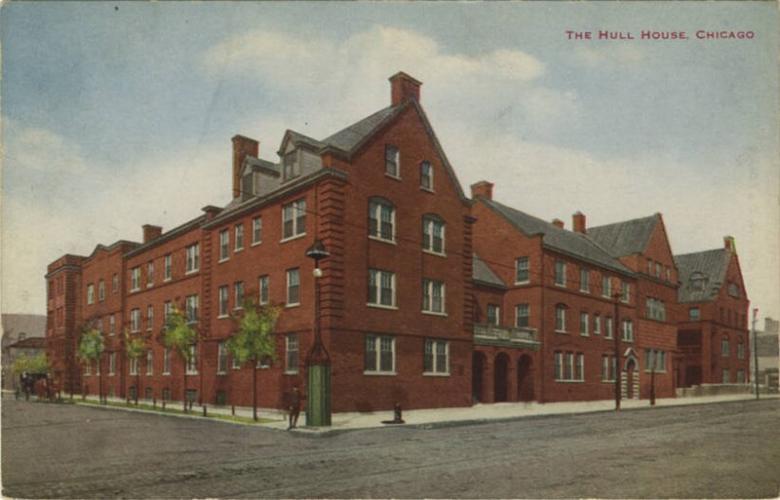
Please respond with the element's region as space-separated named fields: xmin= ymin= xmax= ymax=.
xmin=473 ymin=254 xmax=505 ymax=288
xmin=279 ymin=130 xmax=325 ymax=154
xmin=322 ymin=105 xmax=401 ymax=152
xmin=481 ymin=199 xmax=633 ymax=276
xmin=674 ymin=248 xmax=731 ymax=303
xmin=7 ymin=337 xmax=45 ymax=349
xmin=587 ymin=214 xmax=659 ymax=257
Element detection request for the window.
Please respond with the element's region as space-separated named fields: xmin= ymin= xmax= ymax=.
xmin=385 ymin=145 xmax=400 ymax=177
xmin=594 ymin=315 xmax=601 ymax=335
xmin=737 ymin=337 xmax=745 ymax=359
xmin=234 ymin=281 xmax=245 ymax=309
xmin=109 ymin=315 xmax=115 ymax=335
xmin=554 ymin=260 xmax=566 ymax=286
xmin=368 ymin=269 xmax=396 ymax=308
xmin=665 ymin=268 xmax=671 ymax=282
xmin=621 ymin=319 xmax=634 ymax=342
xmin=580 ymin=312 xmax=589 ymax=336
xmin=555 ymin=351 xmax=584 ymax=381
xmin=646 ymin=298 xmax=667 ymax=321
xmin=130 ymin=309 xmax=141 ymax=332
xmin=721 ymin=336 xmax=730 ymax=357
xmin=365 ymin=334 xmax=395 ymax=374
xmin=219 ymin=230 xmax=230 ymax=261
xmin=218 ymin=286 xmax=229 ymax=317
xmin=164 ymin=254 xmax=172 ymax=281
xmin=655 ymin=262 xmax=662 ymax=278
xmin=689 ymin=307 xmax=700 ymax=321
xmin=555 ymin=305 xmax=567 ymax=332
xmin=84 ymin=361 xmax=91 ymax=376
xmin=487 ymin=304 xmax=500 ymax=326
xmin=737 ymin=369 xmax=745 ymax=384
xmin=87 ymin=284 xmax=95 ymax=304
xmin=257 ymin=356 xmax=272 ymax=369
xmin=602 ymin=276 xmax=612 ymax=298
xmin=605 ymin=316 xmax=613 ymax=339
xmin=146 ymin=305 xmax=154 ymax=331
xmin=185 ymin=294 xmax=199 ymax=323
xmin=147 ymin=262 xmax=154 ymax=287
xmin=420 ymin=161 xmax=433 ymax=190
xmin=601 ymin=355 xmax=617 ymax=381
xmin=621 ymin=282 xmax=630 ymax=303
xmin=98 ymin=280 xmax=105 ymax=301
xmin=516 ymin=304 xmax=530 ymax=328
xmin=644 ymin=349 xmax=666 ymax=372
xmin=728 ymin=282 xmax=740 ymax=298
xmin=422 ymin=215 xmax=445 ymax=254
xmin=285 ymin=335 xmax=299 ymax=373
xmin=369 ymin=198 xmax=395 ymax=242
xmin=164 ymin=301 xmax=173 ymax=321
xmin=259 ymin=275 xmax=270 ymax=305
xmin=515 ymin=257 xmax=529 ymax=284
xmin=282 ymin=151 xmax=299 ymax=180
xmin=286 ymin=269 xmax=300 ymax=305
xmin=252 ymin=217 xmax=262 ymax=245
xmin=422 ymin=279 xmax=445 ymax=314
xmin=185 ymin=244 xmax=200 ymax=273
xmin=424 ymin=339 xmax=449 ymax=374
xmin=146 ymin=350 xmax=153 ymax=375
xmin=235 ymin=224 xmax=244 ymax=251
xmin=579 ymin=268 xmax=589 ymax=292
xmin=163 ymin=348 xmax=171 ymax=375
xmin=722 ymin=369 xmax=730 ymax=384
xmin=217 ymin=342 xmax=228 ymax=374
xmin=232 ymin=353 xmax=241 ymax=370
xmin=130 ymin=356 xmax=138 ymax=376
xmin=112 ymin=273 xmax=119 ymax=292
xmin=130 ymin=268 xmax=141 ymax=291
xmin=282 ymin=199 xmax=306 ymax=240
xmin=186 ymin=344 xmax=198 ymax=374
xmin=109 ymin=353 xmax=116 ymax=375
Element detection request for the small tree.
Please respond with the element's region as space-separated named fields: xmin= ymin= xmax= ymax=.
xmin=162 ymin=306 xmax=198 ymax=411
xmin=227 ymin=300 xmax=281 ymax=421
xmin=77 ymin=326 xmax=105 ymax=403
xmin=124 ymin=329 xmax=147 ymax=405
xmin=12 ymin=352 xmax=50 ymax=375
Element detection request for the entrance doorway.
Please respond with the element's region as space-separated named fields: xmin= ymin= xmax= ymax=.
xmin=494 ymin=353 xmax=509 ymax=402
xmin=626 ymin=358 xmax=637 ymax=399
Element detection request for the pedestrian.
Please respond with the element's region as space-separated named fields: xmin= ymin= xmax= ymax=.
xmin=288 ymin=387 xmax=301 ymax=430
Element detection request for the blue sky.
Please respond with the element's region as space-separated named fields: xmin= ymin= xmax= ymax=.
xmin=2 ymin=2 xmax=778 ymax=321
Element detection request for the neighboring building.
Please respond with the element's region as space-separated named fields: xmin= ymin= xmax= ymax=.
xmin=1 ymin=313 xmax=47 ymax=391
xmin=753 ymin=317 xmax=779 ymax=391
xmin=674 ymin=238 xmax=750 ymax=387
xmin=47 ymin=72 xmax=474 ymax=412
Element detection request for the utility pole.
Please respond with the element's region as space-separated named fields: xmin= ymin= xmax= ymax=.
xmin=614 ymin=292 xmax=621 ymax=411
xmin=752 ymin=307 xmax=759 ymax=400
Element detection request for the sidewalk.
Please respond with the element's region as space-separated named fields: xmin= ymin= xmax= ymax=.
xmin=37 ymin=391 xmax=778 ymax=434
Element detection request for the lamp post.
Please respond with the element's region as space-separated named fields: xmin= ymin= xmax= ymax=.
xmin=305 ymin=239 xmax=331 ymax=426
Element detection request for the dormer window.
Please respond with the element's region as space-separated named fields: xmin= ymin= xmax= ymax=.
xmin=690 ymin=272 xmax=705 ymax=291
xmin=385 ymin=145 xmax=400 ymax=178
xmin=283 ymin=151 xmax=299 ymax=181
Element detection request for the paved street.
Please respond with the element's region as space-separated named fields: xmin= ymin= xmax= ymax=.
xmin=2 ymin=398 xmax=778 ymax=499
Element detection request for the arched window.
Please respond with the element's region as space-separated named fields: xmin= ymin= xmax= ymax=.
xmin=368 ymin=197 xmax=395 ymax=242
xmin=422 ymin=214 xmax=445 ymax=254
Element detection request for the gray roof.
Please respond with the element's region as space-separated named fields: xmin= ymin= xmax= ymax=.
xmin=245 ymin=156 xmax=279 ymax=173
xmin=674 ymin=248 xmax=730 ymax=303
xmin=587 ymin=215 xmax=659 ymax=257
xmin=322 ymin=105 xmax=400 ymax=152
xmin=482 ymin=199 xmax=633 ymax=276
xmin=473 ymin=254 xmax=505 ymax=288
xmin=285 ymin=130 xmax=325 ymax=151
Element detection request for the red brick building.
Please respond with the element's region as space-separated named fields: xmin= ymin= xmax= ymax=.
xmin=674 ymin=237 xmax=751 ymax=387
xmin=45 ymin=72 xmax=751 ymax=412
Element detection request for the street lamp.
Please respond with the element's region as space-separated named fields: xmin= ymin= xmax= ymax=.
xmin=305 ymin=239 xmax=331 ymax=426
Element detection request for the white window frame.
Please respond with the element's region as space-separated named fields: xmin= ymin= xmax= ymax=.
xmin=515 ymin=303 xmax=530 ymax=328
xmin=98 ymin=280 xmax=105 ymax=301
xmin=422 ymin=279 xmax=446 ymax=315
xmin=281 ymin=199 xmax=306 ymax=241
xmin=579 ymin=268 xmax=589 ymax=293
xmin=146 ymin=350 xmax=153 ymax=375
xmin=554 ymin=260 xmax=566 ymax=287
xmin=423 ymin=339 xmax=449 ymax=375
xmin=621 ymin=281 xmax=630 ymax=303
xmin=130 ymin=309 xmax=141 ymax=333
xmin=185 ymin=243 xmax=200 ymax=274
xmin=130 ymin=268 xmax=141 ymax=292
xmin=515 ymin=257 xmax=530 ymax=284
xmin=580 ymin=312 xmax=589 ymax=336
xmin=602 ymin=276 xmax=612 ymax=298
xmin=129 ymin=356 xmax=138 ymax=376
xmin=186 ymin=344 xmax=198 ymax=375
xmin=555 ymin=305 xmax=567 ymax=333
xmin=218 ymin=285 xmax=229 ymax=317
xmin=146 ymin=305 xmax=154 ymax=331
xmin=364 ymin=334 xmax=396 ymax=375
xmin=109 ymin=314 xmax=115 ymax=335
xmin=109 ymin=352 xmax=116 ymax=376
xmin=420 ymin=160 xmax=433 ymax=191
xmin=185 ymin=294 xmax=199 ymax=324
xmin=368 ymin=199 xmax=396 ymax=243
xmin=234 ymin=223 xmax=244 ymax=251
xmin=594 ymin=314 xmax=601 ymax=335
xmin=258 ymin=275 xmax=270 ymax=305
xmin=621 ymin=319 xmax=634 ymax=342
xmin=87 ymin=284 xmax=95 ymax=304
xmin=285 ymin=334 xmax=299 ymax=374
xmin=164 ymin=254 xmax=172 ymax=281
xmin=234 ymin=281 xmax=245 ymax=309
xmin=605 ymin=316 xmax=614 ymax=339
xmin=286 ymin=269 xmax=300 ymax=306
xmin=689 ymin=307 xmax=700 ymax=321
xmin=252 ymin=216 xmax=263 ymax=245
xmin=217 ymin=342 xmax=228 ymax=374
xmin=487 ymin=304 xmax=500 ymax=326
xmin=163 ymin=348 xmax=171 ymax=375
xmin=219 ymin=230 xmax=230 ymax=262
xmin=147 ymin=261 xmax=154 ymax=287
xmin=385 ymin=145 xmax=400 ymax=178
xmin=112 ymin=273 xmax=119 ymax=292
xmin=422 ymin=215 xmax=445 ymax=255
xmin=367 ymin=269 xmax=396 ymax=309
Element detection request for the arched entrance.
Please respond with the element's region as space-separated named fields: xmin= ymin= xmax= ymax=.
xmin=494 ymin=353 xmax=509 ymax=402
xmin=472 ymin=352 xmax=486 ymax=403
xmin=625 ymin=357 xmax=637 ymax=399
xmin=517 ymin=355 xmax=534 ymax=402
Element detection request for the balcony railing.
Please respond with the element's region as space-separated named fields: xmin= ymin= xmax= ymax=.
xmin=473 ymin=323 xmax=539 ymax=349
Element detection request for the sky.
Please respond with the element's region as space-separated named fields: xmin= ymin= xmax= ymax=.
xmin=2 ymin=2 xmax=778 ymax=324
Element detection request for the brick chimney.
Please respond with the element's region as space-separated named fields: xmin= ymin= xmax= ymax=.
xmin=724 ymin=235 xmax=736 ymax=253
xmin=470 ymin=181 xmax=494 ymax=200
xmin=552 ymin=219 xmax=564 ymax=229
xmin=202 ymin=205 xmax=222 ymax=221
xmin=389 ymin=72 xmax=422 ymax=106
xmin=232 ymin=135 xmax=259 ymax=199
xmin=573 ymin=211 xmax=586 ymax=233
xmin=142 ymin=224 xmax=162 ymax=243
